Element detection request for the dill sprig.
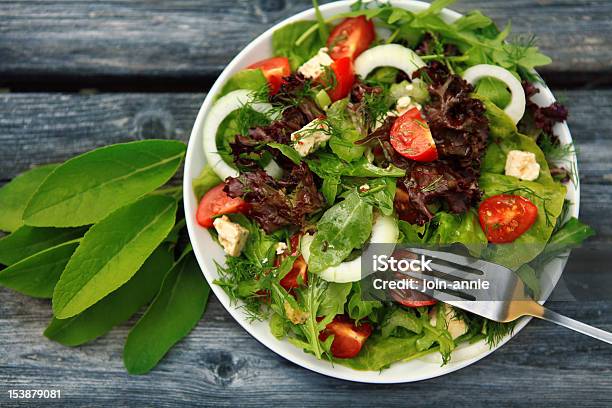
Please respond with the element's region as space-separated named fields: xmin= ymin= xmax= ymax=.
xmin=214 ymin=257 xmax=269 ymax=321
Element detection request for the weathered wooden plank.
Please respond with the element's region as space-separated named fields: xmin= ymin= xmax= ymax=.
xmin=0 ymin=0 xmax=611 ymax=88
xmin=0 ymin=287 xmax=610 ymax=407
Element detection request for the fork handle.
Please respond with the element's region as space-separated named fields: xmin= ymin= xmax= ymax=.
xmin=530 ymin=305 xmax=612 ymax=345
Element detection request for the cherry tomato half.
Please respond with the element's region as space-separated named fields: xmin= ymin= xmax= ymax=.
xmin=389 ymin=286 xmax=437 ymax=308
xmin=246 ymin=56 xmax=291 ymax=95
xmin=478 ymin=194 xmax=538 ymax=243
xmin=319 ymin=315 xmax=372 ymax=359
xmin=196 ymin=183 xmax=249 ymax=228
xmin=322 ymin=57 xmax=355 ymax=102
xmin=327 ymin=16 xmax=376 ymax=61
xmin=390 ymin=108 xmax=438 ymax=162
xmin=279 ymin=255 xmax=308 ymax=290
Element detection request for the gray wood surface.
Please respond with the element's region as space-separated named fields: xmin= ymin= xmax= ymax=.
xmin=1 ymin=290 xmax=612 ymax=407
xmin=0 ymin=0 xmax=611 ymax=89
xmin=0 ymin=0 xmax=611 ymax=406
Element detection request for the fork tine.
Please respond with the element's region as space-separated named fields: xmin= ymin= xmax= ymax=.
xmin=425 ymin=260 xmax=481 ymax=281
xmin=405 ymin=247 xmax=514 ymax=279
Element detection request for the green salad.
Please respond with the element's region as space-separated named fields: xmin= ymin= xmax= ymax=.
xmin=192 ymin=0 xmax=594 ymax=370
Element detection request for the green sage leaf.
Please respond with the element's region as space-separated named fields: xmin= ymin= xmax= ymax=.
xmin=44 ymin=245 xmax=174 ymax=346
xmin=0 ymin=164 xmax=57 ymax=232
xmin=0 ymin=240 xmax=79 ymax=298
xmin=123 ymin=251 xmax=210 ymax=375
xmin=24 ymin=140 xmax=185 ymax=227
xmin=52 ymin=194 xmax=177 ymax=319
xmin=0 ymin=226 xmax=86 ymax=265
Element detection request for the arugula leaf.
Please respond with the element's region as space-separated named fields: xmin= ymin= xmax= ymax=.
xmin=358 ymin=177 xmax=397 ymax=216
xmin=273 ymin=21 xmax=326 ymax=70
xmin=317 ymin=282 xmax=352 ymax=316
xmin=124 ymin=250 xmax=210 ymax=375
xmin=0 ymin=240 xmax=79 ymax=298
xmin=399 ymin=210 xmax=487 ymax=257
xmin=312 ymin=0 xmax=330 ymax=40
xmin=321 ymin=175 xmax=340 ymax=205
xmin=533 ymin=217 xmax=595 ymax=267
xmin=24 ymin=140 xmax=185 ymax=228
xmin=0 ymin=164 xmax=57 ymax=232
xmin=347 ymin=282 xmax=383 ymax=323
xmin=452 ymin=11 xmax=492 ymax=32
xmin=268 ymin=142 xmax=302 ymax=165
xmin=307 ymin=152 xmax=405 ymax=178
xmin=0 ymin=226 xmax=85 ymax=265
xmin=381 ymin=308 xmax=422 ymax=338
xmin=44 ymin=245 xmax=173 ymax=346
xmin=229 ymin=214 xmax=278 ymax=265
xmin=291 ymin=277 xmax=334 ymax=359
xmin=192 ymin=164 xmax=221 ymax=201
xmin=52 ymin=195 xmax=177 ymax=319
xmin=308 ymin=190 xmax=373 ymax=273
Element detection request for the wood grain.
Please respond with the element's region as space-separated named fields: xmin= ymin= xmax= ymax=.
xmin=1 ymin=0 xmax=611 ymax=89
xmin=1 ymin=288 xmax=611 ymax=407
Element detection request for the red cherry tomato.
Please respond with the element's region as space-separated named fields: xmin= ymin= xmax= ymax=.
xmin=279 ymin=255 xmax=308 ymax=290
xmin=478 ymin=194 xmax=538 ymax=243
xmin=319 ymin=315 xmax=372 ymax=359
xmin=389 ymin=286 xmax=437 ymax=308
xmin=246 ymin=57 xmax=291 ymax=95
xmin=196 ymin=183 xmax=249 ymax=228
xmin=323 ymin=57 xmax=355 ymax=102
xmin=327 ymin=16 xmax=376 ymax=61
xmin=390 ymin=108 xmax=438 ymax=162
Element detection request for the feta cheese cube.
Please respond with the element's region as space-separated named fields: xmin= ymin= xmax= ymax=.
xmin=213 ymin=215 xmax=249 ymax=257
xmin=430 ymin=304 xmax=468 ymax=340
xmin=291 ymin=119 xmax=331 ymax=157
xmin=275 ymin=242 xmax=288 ymax=255
xmin=297 ymin=47 xmax=334 ymax=79
xmin=395 ymin=95 xmax=422 ymax=116
xmin=505 ymin=150 xmax=540 ymax=181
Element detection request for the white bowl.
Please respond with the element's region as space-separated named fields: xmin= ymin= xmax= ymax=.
xmin=183 ymin=0 xmax=579 ymax=383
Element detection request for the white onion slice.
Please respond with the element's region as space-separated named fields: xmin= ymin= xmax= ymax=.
xmin=203 ymin=89 xmax=281 ymax=180
xmin=354 ymin=44 xmax=426 ymax=79
xmin=462 ymin=64 xmax=526 ymax=125
xmin=301 ymin=214 xmax=399 ymax=283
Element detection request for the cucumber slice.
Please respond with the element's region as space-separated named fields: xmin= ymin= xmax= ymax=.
xmin=462 ymin=64 xmax=526 ymax=125
xmin=202 ymin=89 xmax=281 ymax=180
xmin=354 ymin=44 xmax=425 ymax=79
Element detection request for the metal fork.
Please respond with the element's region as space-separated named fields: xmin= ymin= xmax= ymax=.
xmin=401 ymin=247 xmax=612 ymax=344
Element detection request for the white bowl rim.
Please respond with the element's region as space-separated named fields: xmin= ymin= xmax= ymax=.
xmin=183 ymin=0 xmax=579 ymax=383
